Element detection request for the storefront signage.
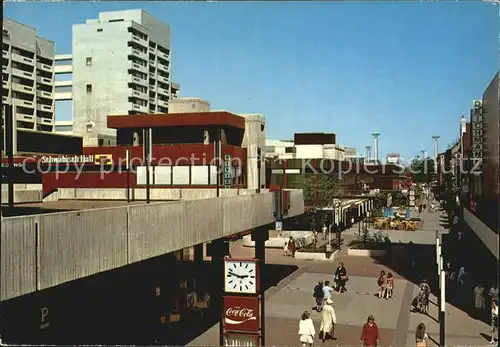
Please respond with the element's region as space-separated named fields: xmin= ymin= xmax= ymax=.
xmin=224 ymin=332 xmax=259 ymax=347
xmin=40 ymin=306 xmax=50 ymax=330
xmin=471 ymin=100 xmax=484 ymax=173
xmin=40 ymin=154 xmax=112 ymax=165
xmin=224 ymin=154 xmax=232 ymax=189
xmin=223 ymin=296 xmax=259 ymax=332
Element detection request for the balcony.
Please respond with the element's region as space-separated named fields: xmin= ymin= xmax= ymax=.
xmin=157 ymin=50 xmax=169 ymax=61
xmin=149 ymin=98 xmax=156 ymax=104
xmin=129 ymin=88 xmax=148 ymax=101
xmin=130 ymin=34 xmax=148 ymax=48
xmin=2 ymin=63 xmax=8 ymax=73
xmin=157 ymin=61 xmax=169 ymax=73
xmin=36 ymin=75 xmax=53 ymax=85
xmin=37 ymin=89 xmax=53 ymax=99
xmin=55 ymin=64 xmax=72 ymax=74
xmin=149 ymin=59 xmax=156 ymax=67
xmin=128 ymin=102 xmax=148 ymax=113
xmin=157 ymin=99 xmax=168 ymax=108
xmin=149 ymin=84 xmax=156 ymax=92
xmin=157 ymin=87 xmax=169 ymax=97
xmin=16 ymin=112 xmax=35 ymax=123
xmin=16 ymin=114 xmax=35 ymax=122
xmin=149 ymin=46 xmax=156 ymax=54
xmin=157 ymin=75 xmax=169 ymax=85
xmin=12 ymin=68 xmax=34 ymax=80
xmin=2 ymin=50 xmax=8 ymax=58
xmin=129 ymin=47 xmax=148 ymax=62
xmin=12 ymin=83 xmax=34 ymax=93
xmin=15 ymin=99 xmax=35 ymax=108
xmin=37 ymin=104 xmax=53 ymax=112
xmin=2 ymin=95 xmax=8 ymax=103
xmin=129 ymin=61 xmax=148 ymax=74
xmin=37 ymin=117 xmax=53 ymax=125
xmin=130 ymin=75 xmax=148 ymax=87
xmin=2 ymin=80 xmax=8 ymax=89
xmin=11 ymin=53 xmax=34 ymax=65
xmin=37 ymin=62 xmax=53 ymax=73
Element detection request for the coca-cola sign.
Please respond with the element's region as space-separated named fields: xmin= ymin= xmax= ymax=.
xmin=223 ymin=296 xmax=260 ymax=332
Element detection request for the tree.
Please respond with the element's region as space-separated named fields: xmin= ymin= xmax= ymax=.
xmin=409 ymin=157 xmax=435 ymax=184
xmin=292 ymin=174 xmax=341 ymax=207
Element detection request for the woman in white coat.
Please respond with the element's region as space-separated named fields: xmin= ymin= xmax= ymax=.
xmin=320 ymin=298 xmax=337 ymax=342
xmin=298 ymin=311 xmax=316 ymax=347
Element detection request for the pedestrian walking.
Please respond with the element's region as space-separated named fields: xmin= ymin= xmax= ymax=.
xmin=322 ymin=281 xmax=334 ymax=301
xmin=319 ymin=298 xmax=337 ymax=342
xmin=473 ymin=283 xmax=486 ymax=318
xmin=298 ymin=311 xmax=316 ymax=347
xmin=489 ymin=285 xmax=499 ymax=303
xmin=386 ymin=272 xmax=395 ymax=299
xmin=288 ymin=237 xmax=296 ymax=257
xmin=322 ymin=224 xmax=328 ymax=240
xmin=313 ymin=281 xmax=324 ymax=312
xmin=415 ymin=323 xmax=428 ymax=347
xmin=360 ymin=315 xmax=379 ymax=347
xmin=377 ymin=270 xmax=387 ymax=299
xmin=491 ymin=300 xmax=499 ymax=344
xmin=283 ymin=241 xmax=289 ymax=257
xmin=334 ymin=262 xmax=348 ymax=294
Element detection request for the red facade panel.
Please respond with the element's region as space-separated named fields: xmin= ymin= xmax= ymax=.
xmin=107 ymin=112 xmax=245 ymax=130
xmin=82 ymin=144 xmax=247 ymax=166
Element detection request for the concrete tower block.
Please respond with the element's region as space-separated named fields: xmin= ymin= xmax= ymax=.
xmin=241 ymin=114 xmax=266 ymax=191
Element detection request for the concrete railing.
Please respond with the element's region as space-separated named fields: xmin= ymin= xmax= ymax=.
xmin=463 ymin=208 xmax=499 ymax=260
xmin=50 ymin=188 xmax=271 ymax=201
xmin=1 ymin=190 xmax=42 ymax=204
xmin=1 ymin=190 xmax=303 ymax=301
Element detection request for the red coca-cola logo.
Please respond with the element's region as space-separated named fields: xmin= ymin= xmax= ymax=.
xmin=223 ymin=296 xmax=260 ymax=332
xmin=226 ymin=307 xmax=255 ymax=318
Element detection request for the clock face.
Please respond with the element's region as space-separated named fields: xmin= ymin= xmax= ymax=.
xmin=224 ymin=260 xmax=258 ymax=294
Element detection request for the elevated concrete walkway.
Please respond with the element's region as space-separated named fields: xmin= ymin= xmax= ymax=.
xmin=0 ymin=190 xmax=304 ymax=301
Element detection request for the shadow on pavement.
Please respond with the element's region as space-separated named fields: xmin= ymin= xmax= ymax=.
xmin=1 ymin=257 xmax=298 ymax=346
xmin=369 ymin=227 xmax=496 ymax=327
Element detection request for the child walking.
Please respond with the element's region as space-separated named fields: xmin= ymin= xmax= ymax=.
xmin=386 ymin=273 xmax=394 ymax=299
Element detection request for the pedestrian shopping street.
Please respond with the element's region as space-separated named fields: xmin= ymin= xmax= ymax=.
xmin=188 ymin=209 xmax=492 ymax=347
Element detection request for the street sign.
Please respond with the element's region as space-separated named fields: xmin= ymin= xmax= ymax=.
xmin=224 ymin=154 xmax=232 ymax=189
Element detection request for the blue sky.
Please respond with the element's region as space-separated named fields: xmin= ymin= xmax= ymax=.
xmin=5 ymin=2 xmax=499 ymax=161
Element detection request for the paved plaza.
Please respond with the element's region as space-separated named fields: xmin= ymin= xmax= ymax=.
xmin=188 ymin=210 xmax=492 ymax=346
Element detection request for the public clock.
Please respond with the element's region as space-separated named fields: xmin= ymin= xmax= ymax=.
xmin=224 ymin=258 xmax=258 ymax=294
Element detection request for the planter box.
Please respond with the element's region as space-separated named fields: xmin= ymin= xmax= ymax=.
xmin=295 ymin=250 xmax=339 ymax=261
xmin=347 ymin=248 xmax=387 ymax=257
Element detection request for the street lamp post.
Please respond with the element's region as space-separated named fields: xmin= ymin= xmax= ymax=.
xmin=433 ymin=136 xmax=440 ymax=175
xmin=365 ymin=145 xmax=372 ymax=163
xmin=372 ymin=132 xmax=380 ymax=164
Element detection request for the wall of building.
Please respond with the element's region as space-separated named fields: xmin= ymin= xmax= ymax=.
xmin=241 ymin=114 xmax=266 ymax=190
xmin=3 ymin=19 xmax=56 ymax=138
xmin=168 ymin=98 xmax=209 ymax=113
xmin=72 ymin=10 xmax=172 ymax=146
xmin=482 ymin=72 xmax=499 ymax=196
xmin=0 ymin=190 xmax=305 ymax=300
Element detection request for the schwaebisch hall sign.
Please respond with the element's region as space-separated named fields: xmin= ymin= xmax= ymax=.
xmin=40 ymin=155 xmax=111 ymax=164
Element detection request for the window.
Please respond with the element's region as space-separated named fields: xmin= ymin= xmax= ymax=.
xmin=86 ymin=84 xmax=92 ymax=92
xmin=86 ymin=57 xmax=92 ymax=66
xmin=191 ymin=103 xmax=196 ymax=109
xmin=97 ymin=28 xmax=103 ymax=32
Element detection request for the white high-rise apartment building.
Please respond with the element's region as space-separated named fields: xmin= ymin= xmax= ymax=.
xmin=72 ymin=9 xmax=173 ymax=146
xmin=2 ymin=19 xmax=55 ymax=133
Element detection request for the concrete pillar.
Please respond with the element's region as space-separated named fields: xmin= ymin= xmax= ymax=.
xmin=194 ymin=244 xmax=204 ymax=264
xmin=252 ymin=228 xmax=268 ymax=347
xmin=210 ymin=239 xmax=226 ymax=346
